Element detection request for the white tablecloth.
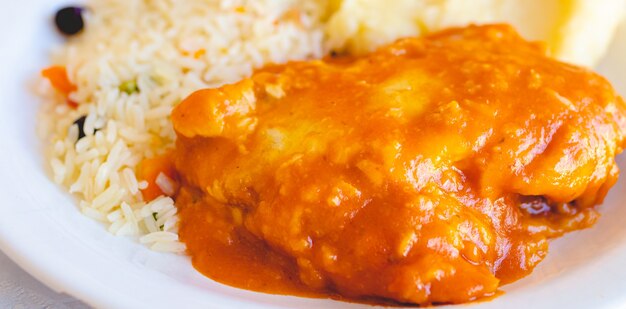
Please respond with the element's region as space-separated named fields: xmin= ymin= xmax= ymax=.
xmin=0 ymin=250 xmax=88 ymax=309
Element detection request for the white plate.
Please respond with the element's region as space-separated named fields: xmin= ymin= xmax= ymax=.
xmin=1 ymin=1 xmax=626 ymax=308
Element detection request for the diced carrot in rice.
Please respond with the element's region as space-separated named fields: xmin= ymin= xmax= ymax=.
xmin=41 ymin=66 xmax=76 ymax=96
xmin=137 ymin=152 xmax=178 ymax=202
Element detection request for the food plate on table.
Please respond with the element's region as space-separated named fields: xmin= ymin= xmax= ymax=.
xmin=1 ymin=0 xmax=626 ymax=308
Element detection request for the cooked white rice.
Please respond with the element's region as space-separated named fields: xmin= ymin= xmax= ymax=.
xmin=37 ymin=0 xmax=326 ymax=253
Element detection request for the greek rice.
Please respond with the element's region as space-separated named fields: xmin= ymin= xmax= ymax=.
xmin=38 ymin=0 xmax=326 ymax=253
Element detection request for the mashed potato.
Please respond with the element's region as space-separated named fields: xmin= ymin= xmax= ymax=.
xmin=324 ymin=0 xmax=625 ymax=67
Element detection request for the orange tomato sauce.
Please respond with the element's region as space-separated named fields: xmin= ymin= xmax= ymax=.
xmin=171 ymin=25 xmax=626 ymax=305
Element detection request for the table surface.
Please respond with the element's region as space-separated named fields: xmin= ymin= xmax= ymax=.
xmin=0 ymin=250 xmax=88 ymax=308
